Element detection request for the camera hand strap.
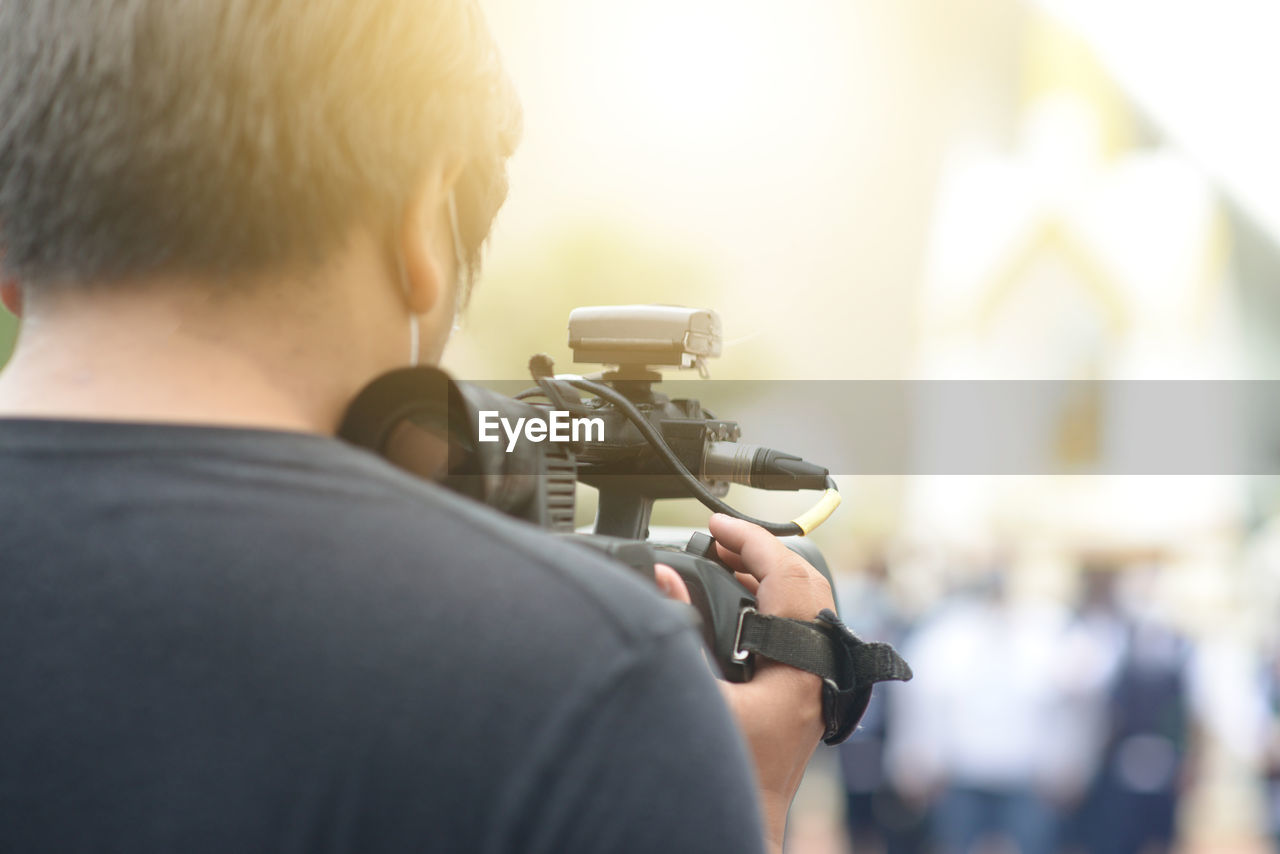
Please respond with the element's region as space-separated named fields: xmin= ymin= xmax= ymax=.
xmin=735 ymin=608 xmax=912 ymax=745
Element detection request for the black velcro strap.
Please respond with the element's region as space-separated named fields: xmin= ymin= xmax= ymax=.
xmin=737 ymin=608 xmax=912 ymax=745
xmin=738 ymin=613 xmax=840 ymax=678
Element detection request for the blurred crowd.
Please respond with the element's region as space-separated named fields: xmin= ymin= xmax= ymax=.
xmin=834 ymin=558 xmax=1280 ymax=854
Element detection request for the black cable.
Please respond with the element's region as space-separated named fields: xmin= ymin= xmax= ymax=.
xmin=561 ymin=376 xmax=808 ymax=537
xmin=515 ymin=384 xmax=592 ymax=417
xmin=535 ymin=377 xmax=577 ymax=413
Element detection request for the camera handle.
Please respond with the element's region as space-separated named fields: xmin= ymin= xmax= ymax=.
xmin=595 ymin=491 xmax=655 ymax=540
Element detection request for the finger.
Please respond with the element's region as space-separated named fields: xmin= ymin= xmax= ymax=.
xmin=653 ymin=563 xmax=692 ymax=605
xmin=708 ymin=514 xmax=806 ymax=582
xmin=710 ymin=540 xmax=757 ymax=593
xmin=713 ymin=541 xmax=747 ymax=574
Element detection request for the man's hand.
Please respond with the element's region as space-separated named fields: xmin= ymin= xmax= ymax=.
xmin=654 ymin=513 xmax=834 ymax=854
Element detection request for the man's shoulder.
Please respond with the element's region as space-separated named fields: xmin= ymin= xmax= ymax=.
xmin=291 ymin=435 xmax=692 ymax=648
xmin=0 ymin=417 xmax=706 ymax=737
xmin=0 ymin=418 xmax=693 ymax=648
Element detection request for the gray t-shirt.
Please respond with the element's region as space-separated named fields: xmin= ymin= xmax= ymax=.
xmin=0 ymin=419 xmax=765 ymax=853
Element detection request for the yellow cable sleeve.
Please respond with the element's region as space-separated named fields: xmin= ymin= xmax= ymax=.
xmin=791 ymin=488 xmax=842 ymax=536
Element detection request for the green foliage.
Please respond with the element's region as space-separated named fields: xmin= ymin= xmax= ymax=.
xmin=0 ymin=308 xmax=15 ymax=369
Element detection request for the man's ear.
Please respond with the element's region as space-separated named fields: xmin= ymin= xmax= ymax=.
xmin=399 ymin=160 xmax=466 ymax=316
xmin=0 ymin=281 xmax=22 ymax=318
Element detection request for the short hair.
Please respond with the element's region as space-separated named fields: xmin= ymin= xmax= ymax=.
xmin=0 ymin=0 xmax=521 ymax=288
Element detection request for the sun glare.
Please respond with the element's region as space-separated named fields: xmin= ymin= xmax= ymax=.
xmin=579 ymin=0 xmax=838 ymax=158
xmin=604 ymin=3 xmax=762 ymax=136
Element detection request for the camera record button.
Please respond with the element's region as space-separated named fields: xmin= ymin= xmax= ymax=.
xmin=684 ymin=532 xmax=720 ymax=561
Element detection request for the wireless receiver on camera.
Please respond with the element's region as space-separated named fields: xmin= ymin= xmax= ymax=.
xmin=339 ymin=305 xmax=910 ymax=718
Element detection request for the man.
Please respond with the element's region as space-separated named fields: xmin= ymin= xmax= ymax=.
xmin=0 ymin=2 xmax=836 ymax=852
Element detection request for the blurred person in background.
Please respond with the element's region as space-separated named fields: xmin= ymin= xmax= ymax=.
xmin=886 ymin=566 xmax=1111 ymax=854
xmin=1066 ymin=564 xmax=1197 ymax=854
xmin=1262 ymin=647 xmax=1280 ymax=851
xmin=837 ymin=555 xmax=930 ymax=854
xmin=1057 ymin=566 xmax=1128 ymax=853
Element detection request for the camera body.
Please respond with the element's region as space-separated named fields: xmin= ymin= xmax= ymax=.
xmin=339 ymin=305 xmax=835 ymax=683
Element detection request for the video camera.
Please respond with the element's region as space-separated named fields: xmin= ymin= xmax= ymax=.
xmin=338 ymin=305 xmax=845 ymax=684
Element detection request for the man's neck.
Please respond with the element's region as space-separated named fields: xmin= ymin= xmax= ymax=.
xmin=0 ymin=270 xmax=407 ymax=435
xmin=0 ymin=332 xmax=333 ymax=434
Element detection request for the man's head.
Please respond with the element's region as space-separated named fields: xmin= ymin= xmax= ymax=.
xmin=0 ymin=0 xmax=520 ymax=361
